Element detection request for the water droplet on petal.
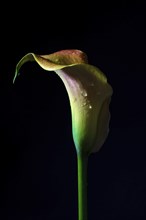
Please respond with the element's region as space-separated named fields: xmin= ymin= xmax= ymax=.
xmin=82 ymin=101 xmax=87 ymax=107
xmin=81 ymin=90 xmax=87 ymax=97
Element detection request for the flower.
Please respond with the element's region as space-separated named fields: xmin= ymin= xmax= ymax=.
xmin=13 ymin=49 xmax=113 ymax=156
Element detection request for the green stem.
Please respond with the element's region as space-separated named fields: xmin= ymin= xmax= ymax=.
xmin=77 ymin=153 xmax=88 ymax=220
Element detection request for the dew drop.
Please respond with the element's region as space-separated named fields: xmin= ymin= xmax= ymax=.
xmin=82 ymin=102 xmax=87 ymax=107
xmin=81 ymin=90 xmax=87 ymax=97
xmin=89 ymin=105 xmax=92 ymax=109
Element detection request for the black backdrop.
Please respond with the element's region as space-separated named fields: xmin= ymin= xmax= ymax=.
xmin=0 ymin=2 xmax=146 ymax=220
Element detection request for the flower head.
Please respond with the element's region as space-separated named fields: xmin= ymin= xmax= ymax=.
xmin=13 ymin=49 xmax=113 ymax=156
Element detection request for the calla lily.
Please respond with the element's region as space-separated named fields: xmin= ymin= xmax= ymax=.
xmin=13 ymin=49 xmax=113 ymax=220
xmin=13 ymin=49 xmax=113 ymax=156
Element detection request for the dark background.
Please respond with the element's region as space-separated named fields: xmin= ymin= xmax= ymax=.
xmin=0 ymin=1 xmax=146 ymax=219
